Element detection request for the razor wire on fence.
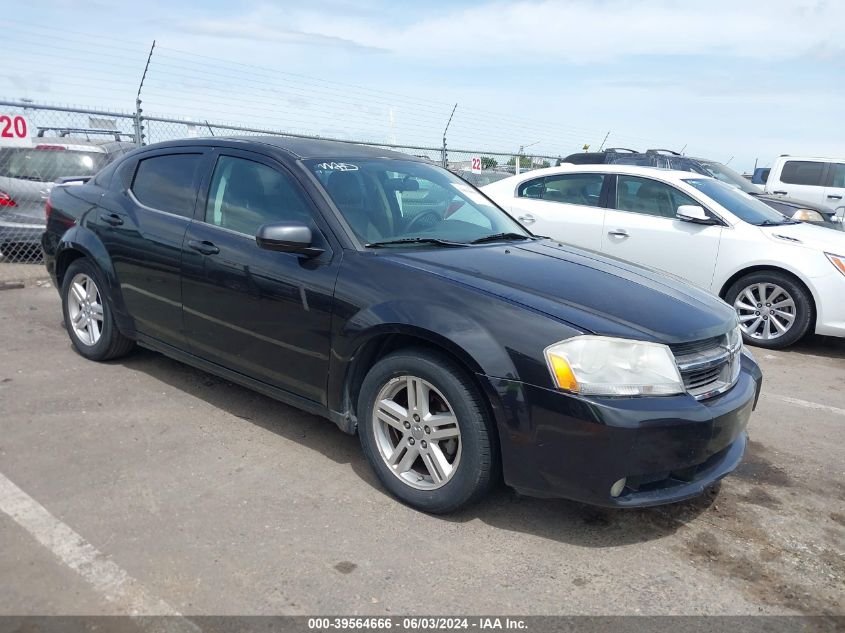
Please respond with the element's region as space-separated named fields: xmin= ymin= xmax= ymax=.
xmin=0 ymin=100 xmax=561 ymax=263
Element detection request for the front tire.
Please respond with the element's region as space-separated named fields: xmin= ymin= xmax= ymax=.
xmin=61 ymin=258 xmax=135 ymax=361
xmin=357 ymin=348 xmax=496 ymax=514
xmin=726 ymin=271 xmax=812 ymax=349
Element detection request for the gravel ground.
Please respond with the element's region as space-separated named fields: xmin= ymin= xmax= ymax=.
xmin=0 ymin=283 xmax=842 ymax=618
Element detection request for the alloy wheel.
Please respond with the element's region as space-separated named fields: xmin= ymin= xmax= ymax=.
xmin=733 ymin=282 xmax=796 ymax=341
xmin=372 ymin=375 xmax=462 ymax=490
xmin=67 ymin=272 xmax=104 ymax=346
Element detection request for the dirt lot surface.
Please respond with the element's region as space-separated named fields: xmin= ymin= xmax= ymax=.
xmin=0 ymin=282 xmax=842 ymax=617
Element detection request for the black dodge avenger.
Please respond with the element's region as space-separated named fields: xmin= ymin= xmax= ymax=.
xmin=43 ymin=137 xmax=763 ymax=513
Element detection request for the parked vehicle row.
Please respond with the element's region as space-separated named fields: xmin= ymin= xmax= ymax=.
xmin=43 ymin=137 xmax=762 ymax=513
xmin=482 ymin=164 xmax=845 ymax=349
xmin=560 ymin=148 xmax=842 ymax=230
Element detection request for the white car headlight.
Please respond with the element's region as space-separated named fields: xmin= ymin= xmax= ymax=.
xmin=791 ymin=209 xmax=825 ymax=223
xmin=544 ymin=335 xmax=684 ymax=397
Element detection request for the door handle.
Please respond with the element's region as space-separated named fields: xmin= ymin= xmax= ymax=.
xmin=772 ymin=190 xmax=788 ymax=195
xmin=99 ymin=212 xmax=123 ymax=226
xmin=517 ymin=213 xmax=536 ymax=225
xmin=828 ymin=194 xmax=843 ymax=200
xmin=187 ymin=239 xmax=220 ymax=256
xmin=608 ymin=229 xmax=629 ymax=238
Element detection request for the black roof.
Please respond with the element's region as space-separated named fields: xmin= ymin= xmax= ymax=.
xmin=146 ymin=136 xmax=422 ymax=161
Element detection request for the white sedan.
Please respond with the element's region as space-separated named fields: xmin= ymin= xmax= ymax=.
xmin=482 ymin=164 xmax=845 ymax=349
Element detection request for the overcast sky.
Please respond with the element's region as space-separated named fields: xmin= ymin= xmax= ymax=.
xmin=4 ymin=0 xmax=844 ymax=171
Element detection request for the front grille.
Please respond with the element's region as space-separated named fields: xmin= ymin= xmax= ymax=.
xmin=670 ymin=333 xmax=741 ymax=400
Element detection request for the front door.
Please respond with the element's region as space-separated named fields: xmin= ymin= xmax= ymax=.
xmin=601 ymin=174 xmax=722 ymax=291
xmin=180 ymin=149 xmax=339 ymax=404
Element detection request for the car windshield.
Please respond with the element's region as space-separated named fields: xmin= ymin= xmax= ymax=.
xmin=683 ymin=178 xmax=794 ymax=226
xmin=0 ymin=147 xmax=107 ymax=182
xmin=695 ymin=160 xmax=758 ymax=194
xmin=306 ymin=158 xmax=530 ymax=246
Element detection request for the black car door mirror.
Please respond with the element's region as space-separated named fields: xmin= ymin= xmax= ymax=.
xmin=255 ymin=222 xmax=324 ymax=257
xmin=676 ymin=205 xmax=718 ymax=225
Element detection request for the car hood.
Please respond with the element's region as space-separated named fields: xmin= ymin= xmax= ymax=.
xmin=384 ymin=239 xmax=737 ymax=344
xmin=760 ymin=222 xmax=845 ymax=253
xmin=754 ymin=193 xmax=828 ymax=212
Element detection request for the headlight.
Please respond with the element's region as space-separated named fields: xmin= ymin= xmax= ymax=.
xmin=544 ymin=336 xmax=684 ymax=396
xmin=826 ymin=252 xmax=845 ymax=276
xmin=791 ymin=209 xmax=825 ymax=223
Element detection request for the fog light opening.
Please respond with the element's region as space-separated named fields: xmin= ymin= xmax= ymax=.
xmin=610 ymin=478 xmax=627 ymax=498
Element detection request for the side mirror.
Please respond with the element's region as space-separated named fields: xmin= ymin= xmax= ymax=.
xmin=676 ymin=205 xmax=718 ymax=225
xmin=255 ymin=222 xmax=324 ymax=257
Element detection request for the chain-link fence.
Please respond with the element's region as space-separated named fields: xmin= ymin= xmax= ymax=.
xmin=0 ymin=100 xmax=560 ymax=264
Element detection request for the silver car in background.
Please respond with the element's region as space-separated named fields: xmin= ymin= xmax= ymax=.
xmin=0 ymin=129 xmax=134 ymax=259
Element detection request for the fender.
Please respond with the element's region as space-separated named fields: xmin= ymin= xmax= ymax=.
xmin=55 ymin=226 xmax=136 ymax=336
xmin=327 ymin=298 xmax=522 ymax=423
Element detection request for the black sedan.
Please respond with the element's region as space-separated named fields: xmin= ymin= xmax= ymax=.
xmin=43 ymin=137 xmax=763 ymax=513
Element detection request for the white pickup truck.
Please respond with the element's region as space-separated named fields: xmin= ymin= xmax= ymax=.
xmin=764 ymin=156 xmax=845 ymax=223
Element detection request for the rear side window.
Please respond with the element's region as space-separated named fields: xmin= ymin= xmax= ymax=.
xmin=779 ymin=160 xmax=826 ymax=186
xmin=541 ymin=174 xmax=606 ymax=207
xmin=131 ymin=154 xmax=202 ymax=216
xmin=517 ymin=177 xmax=545 ymax=198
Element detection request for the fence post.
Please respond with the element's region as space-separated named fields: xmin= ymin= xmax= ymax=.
xmin=134 ymin=40 xmax=156 ymax=147
xmin=441 ymin=103 xmax=457 ymax=170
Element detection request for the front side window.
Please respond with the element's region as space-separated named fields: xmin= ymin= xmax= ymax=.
xmin=131 ymin=154 xmax=202 ymax=217
xmin=541 ymin=174 xmax=605 ymax=207
xmin=780 ymin=160 xmax=826 ymax=186
xmin=615 ymin=175 xmax=697 ymax=218
xmin=206 ymin=156 xmax=313 ymax=235
xmin=306 ymin=158 xmax=528 ymax=246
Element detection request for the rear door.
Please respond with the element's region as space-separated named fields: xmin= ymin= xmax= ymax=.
xmin=601 ymin=174 xmax=722 ymax=290
xmin=94 ymin=147 xmax=206 ymax=349
xmin=180 ymin=148 xmax=339 ymax=404
xmin=509 ymin=173 xmax=609 ymax=251
xmin=769 ymin=159 xmax=828 ymax=206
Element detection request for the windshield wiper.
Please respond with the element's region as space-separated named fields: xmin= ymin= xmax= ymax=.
xmin=758 ymin=219 xmax=797 ymax=226
xmin=365 ymin=237 xmax=469 ymax=248
xmin=469 ymin=232 xmax=533 ymax=244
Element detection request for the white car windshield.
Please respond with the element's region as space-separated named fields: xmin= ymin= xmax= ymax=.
xmin=684 ymin=178 xmax=796 ymax=226
xmin=306 ymin=158 xmax=531 ymax=247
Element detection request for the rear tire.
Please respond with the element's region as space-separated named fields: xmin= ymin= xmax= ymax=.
xmin=61 ymin=258 xmax=135 ymax=361
xmin=357 ymin=348 xmax=496 ymax=514
xmin=725 ymin=271 xmax=812 ymax=349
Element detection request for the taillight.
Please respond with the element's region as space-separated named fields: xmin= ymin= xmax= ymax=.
xmin=0 ymin=190 xmax=16 ymax=207
xmin=45 ymin=198 xmax=53 ymax=221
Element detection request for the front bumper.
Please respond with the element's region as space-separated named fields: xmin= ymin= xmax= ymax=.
xmin=811 ymin=270 xmax=845 ymax=337
xmin=484 ymin=355 xmax=763 ymax=507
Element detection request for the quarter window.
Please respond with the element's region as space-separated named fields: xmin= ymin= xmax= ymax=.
xmin=205 ymin=156 xmax=313 ymax=236
xmin=615 ymin=175 xmax=698 ymax=219
xmin=780 ymin=160 xmax=826 ymax=186
xmin=131 ymin=154 xmax=202 ymax=217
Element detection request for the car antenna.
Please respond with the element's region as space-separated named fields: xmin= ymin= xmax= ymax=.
xmin=205 ymin=121 xmax=215 ymax=137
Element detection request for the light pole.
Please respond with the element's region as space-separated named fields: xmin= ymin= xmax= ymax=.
xmin=516 ymin=140 xmax=541 ymax=175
